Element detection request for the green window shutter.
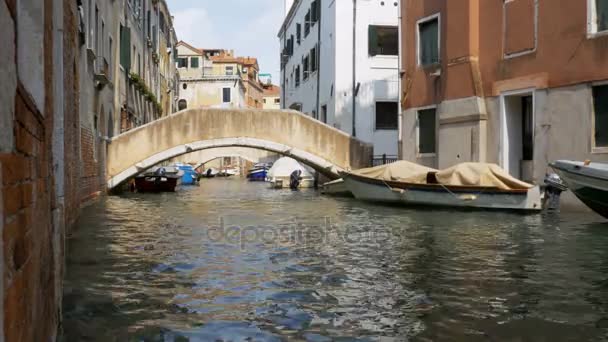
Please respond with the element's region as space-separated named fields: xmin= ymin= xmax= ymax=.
xmin=420 ymin=19 xmax=439 ymax=65
xmin=418 ymin=108 xmax=437 ymax=153
xmin=369 ymin=25 xmax=378 ymax=56
xmin=598 ymin=0 xmax=608 ymax=31
xmin=191 ymin=57 xmax=199 ymax=68
xmin=120 ymin=25 xmax=131 ymax=70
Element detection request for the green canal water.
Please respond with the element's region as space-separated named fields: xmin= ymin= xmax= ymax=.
xmin=63 ymin=178 xmax=608 ymax=341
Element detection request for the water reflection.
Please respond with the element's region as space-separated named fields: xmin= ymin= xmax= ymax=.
xmin=63 ymin=178 xmax=608 ymax=341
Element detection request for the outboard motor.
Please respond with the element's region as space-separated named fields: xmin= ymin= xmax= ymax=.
xmin=543 ymin=173 xmax=568 ymax=210
xmin=290 ymin=170 xmax=302 ymax=190
xmin=206 ymin=168 xmax=213 ymax=177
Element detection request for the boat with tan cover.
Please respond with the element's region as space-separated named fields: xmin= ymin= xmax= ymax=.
xmin=341 ymin=161 xmax=542 ymax=212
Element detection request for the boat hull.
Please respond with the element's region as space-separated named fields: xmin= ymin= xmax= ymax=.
xmin=135 ymin=176 xmax=180 ymax=192
xmin=551 ymin=161 xmax=608 ymax=218
xmin=342 ymin=173 xmax=541 ymax=212
xmin=321 ymin=179 xmax=352 ymax=197
xmin=247 ymin=169 xmax=268 ymax=181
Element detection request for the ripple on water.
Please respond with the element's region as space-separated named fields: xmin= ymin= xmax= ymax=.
xmin=63 ymin=179 xmax=608 ymax=341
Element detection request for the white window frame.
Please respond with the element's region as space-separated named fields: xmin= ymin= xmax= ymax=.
xmin=416 ymin=105 xmax=438 ymax=157
xmin=416 ymin=13 xmax=441 ymax=67
xmin=591 ymin=80 xmax=608 ymax=153
xmin=588 ymin=0 xmax=608 ymax=38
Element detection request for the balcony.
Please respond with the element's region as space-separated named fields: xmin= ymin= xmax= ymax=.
xmin=94 ymin=57 xmax=111 ymax=88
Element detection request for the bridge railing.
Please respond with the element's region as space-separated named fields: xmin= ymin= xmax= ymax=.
xmin=371 ymin=154 xmax=399 ymax=167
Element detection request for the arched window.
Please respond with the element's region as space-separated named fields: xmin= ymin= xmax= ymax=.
xmin=178 ymin=99 xmax=188 ymax=111
xmin=183 ymin=83 xmax=188 ymax=90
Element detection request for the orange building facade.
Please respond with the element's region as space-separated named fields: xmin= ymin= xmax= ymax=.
xmin=401 ymin=0 xmax=608 ymax=190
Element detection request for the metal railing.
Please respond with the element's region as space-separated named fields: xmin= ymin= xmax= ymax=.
xmin=371 ymin=154 xmax=399 ymax=167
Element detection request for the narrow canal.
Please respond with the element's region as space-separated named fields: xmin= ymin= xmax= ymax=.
xmin=63 ymin=178 xmax=608 ymax=341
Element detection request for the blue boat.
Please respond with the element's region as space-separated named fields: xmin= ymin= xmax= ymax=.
xmin=174 ymin=163 xmax=200 ymax=185
xmin=247 ymin=163 xmax=272 ymax=182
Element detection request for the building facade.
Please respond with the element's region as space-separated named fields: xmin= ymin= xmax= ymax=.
xmin=279 ymin=0 xmax=401 ymax=156
xmin=115 ymin=0 xmax=179 ymax=134
xmin=400 ymin=0 xmax=608 ymax=196
xmin=262 ymin=84 xmax=282 ymax=110
xmin=176 ymin=42 xmax=263 ymax=110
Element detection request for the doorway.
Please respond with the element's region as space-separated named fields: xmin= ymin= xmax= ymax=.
xmin=500 ymin=91 xmax=534 ymax=180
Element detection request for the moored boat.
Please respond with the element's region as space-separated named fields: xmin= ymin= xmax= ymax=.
xmin=550 ymin=160 xmax=608 ymax=218
xmin=247 ymin=163 xmax=272 ymax=181
xmin=341 ymin=161 xmax=542 ymax=212
xmin=135 ymin=166 xmax=183 ymax=192
xmin=321 ymin=179 xmax=352 ymax=196
xmin=267 ymin=157 xmax=314 ymax=188
xmin=173 ymin=163 xmax=199 ymax=185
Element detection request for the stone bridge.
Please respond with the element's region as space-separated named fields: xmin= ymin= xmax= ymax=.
xmin=106 ymin=108 xmax=373 ymax=189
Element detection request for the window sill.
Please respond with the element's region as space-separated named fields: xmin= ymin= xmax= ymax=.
xmin=417 ymin=153 xmax=436 ymax=158
xmin=375 ymin=127 xmax=398 ymax=131
xmin=592 ymin=146 xmax=608 ymax=154
xmin=587 ymin=30 xmax=608 ymax=39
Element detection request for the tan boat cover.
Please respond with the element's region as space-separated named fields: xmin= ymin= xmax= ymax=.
xmin=351 ymin=161 xmax=437 ymax=183
xmin=351 ymin=161 xmax=533 ymax=190
xmin=434 ymin=163 xmax=533 ymax=190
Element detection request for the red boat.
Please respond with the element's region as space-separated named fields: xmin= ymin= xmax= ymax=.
xmin=134 ymin=166 xmax=183 ymax=192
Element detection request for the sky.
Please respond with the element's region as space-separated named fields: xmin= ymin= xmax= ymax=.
xmin=166 ymin=0 xmax=285 ymax=83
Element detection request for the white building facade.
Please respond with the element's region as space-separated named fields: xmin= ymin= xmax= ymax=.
xmin=278 ymin=0 xmax=400 ymax=156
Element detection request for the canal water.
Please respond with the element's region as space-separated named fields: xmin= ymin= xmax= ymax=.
xmin=63 ymin=178 xmax=608 ymax=341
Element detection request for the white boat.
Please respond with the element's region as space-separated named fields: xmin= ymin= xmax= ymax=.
xmin=267 ymin=157 xmax=314 ymax=188
xmin=321 ymin=179 xmax=352 ymax=196
xmin=550 ymin=160 xmax=608 ymax=218
xmin=341 ymin=161 xmax=542 ymax=212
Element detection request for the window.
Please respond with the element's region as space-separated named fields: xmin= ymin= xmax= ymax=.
xmin=178 ymin=99 xmax=187 ymax=111
xmin=321 ymin=105 xmax=327 ymax=123
xmin=222 ymin=88 xmax=231 ymax=103
xmin=296 ymin=23 xmax=302 ymax=44
xmin=263 ymin=98 xmax=267 ymax=104
xmin=177 ymin=57 xmax=188 ymax=68
xmin=226 ymin=66 xmax=234 ymax=75
xmin=303 ymin=55 xmax=310 ymax=81
xmin=182 ymin=83 xmax=187 ymax=90
xmin=417 ymin=108 xmax=437 ymax=154
xmin=190 ymin=57 xmax=199 ymax=68
xmin=295 ymin=65 xmax=301 ymax=87
xmin=310 ymin=45 xmax=318 ymax=72
xmin=119 ymin=25 xmax=131 ymax=69
xmin=311 ymin=0 xmax=319 ymax=23
xmin=593 ymin=84 xmax=608 ymax=147
xmin=417 ymin=15 xmax=440 ymax=66
xmin=375 ymin=102 xmax=398 ymax=130
xmin=304 ymin=10 xmax=311 ymax=37
xmin=274 ymin=98 xmax=280 ymax=104
xmin=590 ymin=0 xmax=608 ymax=34
xmin=369 ymin=26 xmax=398 ymax=56
xmin=94 ymin=5 xmax=99 ymax=52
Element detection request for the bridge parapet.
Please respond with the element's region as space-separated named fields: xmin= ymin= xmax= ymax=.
xmin=106 ymin=108 xmax=373 ymax=189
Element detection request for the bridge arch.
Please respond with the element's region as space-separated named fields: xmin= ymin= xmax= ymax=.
xmin=106 ymin=108 xmax=372 ymax=189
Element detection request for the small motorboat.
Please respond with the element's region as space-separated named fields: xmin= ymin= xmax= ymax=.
xmin=217 ymin=167 xmax=239 ymax=177
xmin=341 ymin=161 xmax=542 ymax=212
xmin=267 ymin=157 xmax=314 ymax=189
xmin=173 ymin=163 xmax=199 ymax=185
xmin=201 ymin=168 xmax=219 ymax=178
xmin=550 ymin=160 xmax=608 ymax=218
xmin=247 ymin=162 xmax=272 ymax=181
xmin=135 ymin=166 xmax=183 ymax=192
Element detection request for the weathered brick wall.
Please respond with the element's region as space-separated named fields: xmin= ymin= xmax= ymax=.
xmin=79 ymin=127 xmax=103 ymax=202
xmin=0 ymin=0 xmax=82 ymax=340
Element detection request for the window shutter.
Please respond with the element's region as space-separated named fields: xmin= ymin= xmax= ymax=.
xmin=368 ymin=25 xmax=378 ymax=56
xmin=120 ymin=25 xmax=131 ymax=69
xmin=598 ymin=0 xmax=608 ymax=31
xmin=311 ymin=1 xmax=318 ymax=22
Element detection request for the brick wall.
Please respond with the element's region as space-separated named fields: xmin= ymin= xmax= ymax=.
xmin=0 ymin=0 xmax=83 ymax=340
xmin=79 ymin=127 xmax=103 ymax=202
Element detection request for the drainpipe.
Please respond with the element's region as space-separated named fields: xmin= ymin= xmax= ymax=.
xmin=281 ymin=31 xmax=287 ymax=109
xmin=397 ymin=0 xmax=403 ymax=159
xmin=315 ymin=3 xmax=322 ymax=121
xmin=352 ymin=0 xmax=357 ymax=137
